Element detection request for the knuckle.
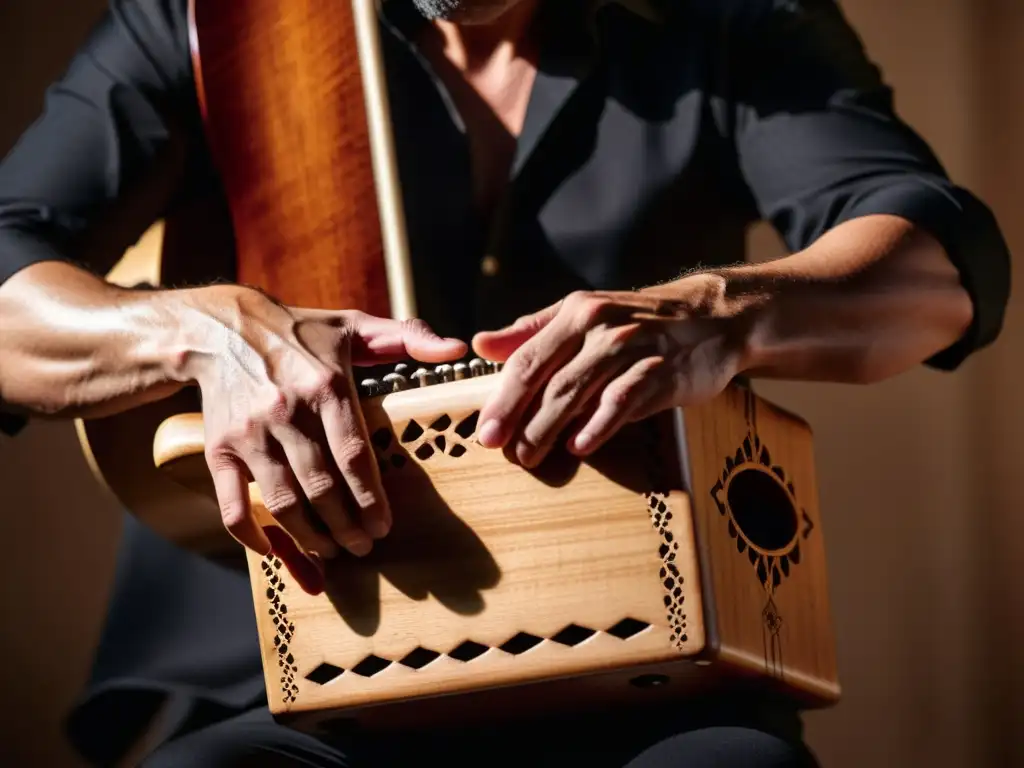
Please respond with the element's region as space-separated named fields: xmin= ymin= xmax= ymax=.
xmin=547 ymin=371 xmax=582 ymax=402
xmin=299 ymin=371 xmax=340 ymax=405
xmin=219 ymin=501 xmax=249 ymax=532
xmin=262 ymin=487 xmax=300 ymax=516
xmin=334 ymin=438 xmax=372 ymax=474
xmin=603 ymin=383 xmax=633 ymax=410
xmin=255 ymin=389 xmax=295 ymax=425
xmin=508 ymin=347 xmax=542 ymax=387
xmin=564 ymin=289 xmax=593 ymax=310
xmin=205 ymin=440 xmax=234 ymax=466
xmin=567 ymin=291 xmax=608 ymax=328
xmin=303 ymin=471 xmax=337 ymax=502
xmin=401 ymin=317 xmax=431 ymax=336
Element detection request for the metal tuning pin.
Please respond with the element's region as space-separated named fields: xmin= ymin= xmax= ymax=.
xmin=359 ymin=378 xmax=381 ymax=397
xmin=381 ymin=372 xmax=409 ymax=393
xmin=412 ymin=368 xmax=437 ymax=388
xmin=393 ymin=363 xmax=410 ymax=377
xmin=469 ymin=358 xmax=488 ymax=377
xmin=435 ymin=364 xmax=455 ymax=383
xmin=453 ymin=362 xmax=469 ymax=380
xmin=486 ymin=360 xmax=503 ymax=374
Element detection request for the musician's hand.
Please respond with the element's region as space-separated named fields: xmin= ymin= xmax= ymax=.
xmin=186 ymin=285 xmax=466 ymax=591
xmin=471 ymin=281 xmax=745 ymax=468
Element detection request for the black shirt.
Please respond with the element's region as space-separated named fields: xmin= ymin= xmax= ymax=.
xmin=0 ymin=0 xmax=1011 ymax=762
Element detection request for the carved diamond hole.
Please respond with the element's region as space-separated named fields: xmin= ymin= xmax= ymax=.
xmin=305 ymin=663 xmax=344 ymax=685
xmin=607 ymin=618 xmax=651 ymax=640
xmin=399 ymin=647 xmax=441 ymax=670
xmin=455 ymin=412 xmax=479 ymax=439
xmin=401 ymin=420 xmax=424 ymax=443
xmin=371 ymin=428 xmax=392 ymax=450
xmin=430 ymin=415 xmax=452 ymax=431
xmin=449 ymin=444 xmax=467 ymax=458
xmin=351 ymin=655 xmax=392 ymax=677
xmin=499 ymin=632 xmax=543 ymax=655
xmin=449 ymin=640 xmax=489 ymax=662
xmin=551 ymin=624 xmax=597 ymax=646
xmin=415 ymin=443 xmax=435 ymax=460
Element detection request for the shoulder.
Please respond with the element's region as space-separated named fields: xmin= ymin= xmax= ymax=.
xmin=71 ymin=0 xmax=194 ymax=99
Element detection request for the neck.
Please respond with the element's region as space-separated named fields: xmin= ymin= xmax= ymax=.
xmin=432 ymin=1 xmax=541 ymax=72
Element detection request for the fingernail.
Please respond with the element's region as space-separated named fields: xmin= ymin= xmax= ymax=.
xmin=345 ymin=536 xmax=373 ymax=557
xmin=574 ymin=432 xmax=593 ymax=453
xmin=478 ymin=420 xmax=502 ymax=448
xmin=515 ymin=442 xmax=536 ymax=468
xmin=367 ymin=517 xmax=391 ymax=540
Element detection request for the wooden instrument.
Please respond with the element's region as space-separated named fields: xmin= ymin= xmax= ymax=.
xmin=74 ymin=0 xmax=841 ymax=727
xmin=153 ymin=365 xmax=840 ymax=728
xmin=74 ymin=0 xmax=412 ymax=558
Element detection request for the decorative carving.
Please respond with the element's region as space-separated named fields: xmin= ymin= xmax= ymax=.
xmin=262 ymin=556 xmax=299 ymax=703
xmin=708 ymin=388 xmax=815 ymax=676
xmin=646 ymin=492 xmax=687 ymax=648
xmin=373 ymin=411 xmax=479 ymax=473
xmin=709 ymin=434 xmax=805 ymax=592
xmin=302 ymin=618 xmax=653 ymax=686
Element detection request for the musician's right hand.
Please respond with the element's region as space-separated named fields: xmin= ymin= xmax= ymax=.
xmin=183 ymin=284 xmax=467 ymax=585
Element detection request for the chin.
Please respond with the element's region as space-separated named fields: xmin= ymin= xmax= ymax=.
xmin=410 ymin=0 xmax=525 ymax=24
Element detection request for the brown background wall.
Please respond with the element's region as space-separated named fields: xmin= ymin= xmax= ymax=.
xmin=0 ymin=1 xmax=1020 ymax=765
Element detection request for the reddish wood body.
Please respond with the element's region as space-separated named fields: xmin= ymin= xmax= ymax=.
xmin=189 ymin=0 xmax=392 ymax=315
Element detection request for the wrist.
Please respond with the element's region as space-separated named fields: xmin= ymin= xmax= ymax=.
xmin=148 ymin=284 xmax=252 ymax=385
xmin=655 ymin=271 xmax=775 ymax=377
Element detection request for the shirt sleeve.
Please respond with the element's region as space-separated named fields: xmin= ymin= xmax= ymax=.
xmin=723 ymin=0 xmax=1011 ymax=371
xmin=0 ymin=0 xmax=202 ymax=435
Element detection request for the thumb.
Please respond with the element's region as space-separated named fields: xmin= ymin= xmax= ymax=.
xmin=350 ymin=314 xmax=468 ymax=365
xmin=472 ymin=302 xmax=560 ymax=361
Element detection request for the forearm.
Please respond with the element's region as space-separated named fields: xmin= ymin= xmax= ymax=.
xmin=684 ymin=214 xmax=975 ymax=384
xmin=0 ymin=260 xmax=197 ymax=419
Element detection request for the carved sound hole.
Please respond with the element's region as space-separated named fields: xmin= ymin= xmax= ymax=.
xmin=374 ymin=412 xmax=478 ymax=473
xmin=726 ymin=469 xmax=798 ymax=554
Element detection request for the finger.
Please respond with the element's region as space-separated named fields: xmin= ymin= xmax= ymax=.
xmin=477 ymin=311 xmax=583 ymax=450
xmin=569 ymin=356 xmax=667 ymax=456
xmin=208 ymin=451 xmax=272 ymax=556
xmin=471 ymin=301 xmax=562 ymax=362
xmin=244 ymin=444 xmax=341 ymax=559
xmin=268 ymin=414 xmax=372 ymax=557
xmin=514 ymin=340 xmax=630 ymax=468
xmin=320 ymin=388 xmax=391 ymax=549
xmin=264 ymin=525 xmax=327 ymax=596
xmin=349 ymin=314 xmax=467 ymax=366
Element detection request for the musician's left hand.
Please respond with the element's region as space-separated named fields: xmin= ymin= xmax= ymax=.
xmin=471 ymin=280 xmax=747 ymax=468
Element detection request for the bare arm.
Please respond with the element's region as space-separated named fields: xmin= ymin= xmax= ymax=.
xmin=0 ymin=261 xmax=194 ymax=419
xmin=714 ymin=214 xmax=975 ymax=384
xmin=0 ymin=258 xmax=466 ymax=587
xmin=469 ymin=214 xmax=981 ymax=466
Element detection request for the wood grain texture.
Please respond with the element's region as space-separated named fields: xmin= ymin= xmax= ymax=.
xmin=153 ymin=377 xmax=840 ymax=725
xmin=190 ymin=0 xmax=392 ymax=316
xmin=77 ymin=0 xmax=407 ymax=556
xmin=684 ymin=386 xmax=840 ymax=703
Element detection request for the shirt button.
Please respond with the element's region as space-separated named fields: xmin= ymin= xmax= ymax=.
xmin=480 ymin=255 xmax=500 ymax=277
